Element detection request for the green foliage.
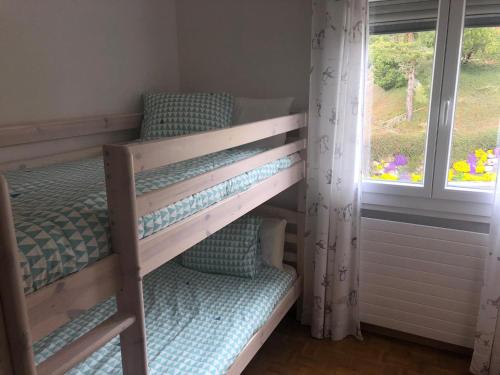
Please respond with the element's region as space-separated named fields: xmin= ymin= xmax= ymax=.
xmin=370 ymin=132 xmax=426 ymax=171
xmin=450 ymin=127 xmax=499 ymax=161
xmin=462 ymin=28 xmax=500 ymax=63
xmin=370 ymin=129 xmax=498 ymax=172
xmin=369 ymin=32 xmax=434 ymax=91
xmin=371 ymin=57 xmax=406 ymax=90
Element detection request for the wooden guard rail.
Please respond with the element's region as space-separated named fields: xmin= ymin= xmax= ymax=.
xmin=103 ymin=112 xmax=308 ymax=277
xmin=0 ymin=113 xmax=141 ymax=148
xmin=37 ymin=313 xmax=135 ymax=375
xmin=128 ymin=113 xmax=306 ymax=172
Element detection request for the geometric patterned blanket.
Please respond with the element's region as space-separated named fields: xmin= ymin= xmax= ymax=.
xmin=33 ymin=262 xmax=296 ymax=374
xmin=6 ymin=147 xmax=298 ymax=293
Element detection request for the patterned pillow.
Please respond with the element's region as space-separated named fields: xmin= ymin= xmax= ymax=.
xmin=180 ymin=215 xmax=263 ymax=278
xmin=140 ymin=92 xmax=234 ymax=139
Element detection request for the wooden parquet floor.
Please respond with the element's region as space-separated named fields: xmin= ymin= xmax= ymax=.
xmin=243 ymin=316 xmax=472 ymax=375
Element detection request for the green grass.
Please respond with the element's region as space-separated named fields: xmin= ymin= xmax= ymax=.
xmin=369 ymin=62 xmax=500 ymax=171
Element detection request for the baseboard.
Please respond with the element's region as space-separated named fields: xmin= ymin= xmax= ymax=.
xmin=361 ymin=322 xmax=473 ymax=356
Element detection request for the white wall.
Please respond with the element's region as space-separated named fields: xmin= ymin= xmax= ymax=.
xmin=0 ymin=0 xmax=179 ymax=124
xmin=1 ymin=1 xmax=311 ymax=124
xmin=176 ymin=0 xmax=312 ymax=112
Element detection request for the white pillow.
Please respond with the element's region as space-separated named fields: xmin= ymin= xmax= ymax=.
xmin=260 ymin=218 xmax=287 ymax=270
xmin=232 ymin=97 xmax=294 ymax=149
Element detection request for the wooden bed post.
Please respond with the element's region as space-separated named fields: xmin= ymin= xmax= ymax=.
xmin=0 ymin=176 xmax=37 ymax=375
xmin=0 ymin=303 xmax=14 ymax=375
xmin=296 ymin=125 xmax=308 ymax=320
xmin=103 ymin=146 xmax=149 ymax=375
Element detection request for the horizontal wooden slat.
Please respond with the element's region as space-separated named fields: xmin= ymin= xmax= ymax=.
xmin=27 ymin=255 xmax=120 ymax=342
xmin=361 ymin=239 xmax=485 ymax=270
xmin=283 ymin=251 xmax=298 ymax=263
xmin=362 ymin=251 xmax=482 ymax=281
xmin=0 ymin=130 xmax=137 ymax=173
xmin=361 ymin=312 xmax=474 ymax=348
xmin=0 ymin=113 xmax=141 ymax=147
xmin=360 ymin=282 xmax=479 ymax=316
xmin=361 ymin=228 xmax=487 ymax=259
xmin=361 ymin=218 xmax=489 ymax=247
xmin=139 ymin=162 xmax=305 ymax=276
xmin=36 ymin=312 xmax=135 ymax=375
xmin=252 ymin=205 xmax=299 ymax=225
xmin=285 ymin=233 xmax=298 ymax=244
xmin=136 ymin=139 xmax=305 ymax=217
xmin=129 ymin=113 xmax=307 ymax=172
xmin=360 ymin=272 xmax=480 ymax=310
xmin=0 ymin=146 xmax=102 ymax=173
xmin=360 ymin=262 xmax=482 ymax=296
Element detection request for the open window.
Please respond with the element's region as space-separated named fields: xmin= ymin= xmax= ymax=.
xmin=363 ymin=0 xmax=500 ymax=218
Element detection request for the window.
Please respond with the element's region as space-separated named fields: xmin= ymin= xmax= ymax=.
xmin=363 ymin=0 xmax=500 ymax=216
xmin=365 ymin=30 xmax=436 ymax=186
xmin=444 ymin=26 xmax=500 ymax=191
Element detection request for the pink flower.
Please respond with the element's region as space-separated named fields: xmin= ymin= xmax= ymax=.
xmin=467 ymin=153 xmax=477 ymax=174
xmin=394 ymin=154 xmax=408 ymax=166
xmin=384 ymin=162 xmax=397 ymax=173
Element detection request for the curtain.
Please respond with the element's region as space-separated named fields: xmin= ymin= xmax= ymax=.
xmin=302 ymin=0 xmax=367 ymax=340
xmin=471 ymin=177 xmax=500 ymax=374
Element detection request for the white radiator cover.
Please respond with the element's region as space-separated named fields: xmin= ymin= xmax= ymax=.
xmin=360 ymin=217 xmax=488 ymax=348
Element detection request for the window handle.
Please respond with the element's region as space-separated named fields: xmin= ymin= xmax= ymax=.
xmin=441 ymin=99 xmax=452 ymax=128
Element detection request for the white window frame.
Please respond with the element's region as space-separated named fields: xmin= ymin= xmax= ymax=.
xmin=362 ymin=0 xmax=497 ymax=220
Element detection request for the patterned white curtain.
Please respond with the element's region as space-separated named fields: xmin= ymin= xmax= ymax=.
xmin=302 ymin=0 xmax=367 ymax=340
xmin=471 ymin=178 xmax=500 ymax=374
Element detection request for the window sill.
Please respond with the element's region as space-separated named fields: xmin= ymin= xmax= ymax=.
xmin=361 ymin=191 xmax=493 ymax=224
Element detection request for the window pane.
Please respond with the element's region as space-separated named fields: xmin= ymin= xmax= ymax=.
xmin=364 ymin=30 xmax=436 ymax=185
xmin=447 ymin=26 xmax=500 ymax=190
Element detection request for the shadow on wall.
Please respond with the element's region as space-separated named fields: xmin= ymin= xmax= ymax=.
xmin=175 ymin=0 xmax=312 ymax=113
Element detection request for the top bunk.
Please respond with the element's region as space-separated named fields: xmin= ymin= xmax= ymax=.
xmin=3 ymin=112 xmax=306 ymax=290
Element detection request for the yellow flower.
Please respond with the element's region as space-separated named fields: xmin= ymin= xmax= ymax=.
xmin=380 ymin=173 xmax=398 ymax=181
xmin=483 ymin=172 xmax=497 ymax=182
xmin=453 ymin=160 xmax=470 ymax=173
xmin=476 ymin=164 xmax=485 ymax=174
xmin=462 ymin=172 xmax=496 ymax=182
xmin=448 ymin=169 xmax=454 ymax=181
xmin=463 ymin=173 xmax=481 ymax=181
xmin=475 ymin=149 xmax=488 ymax=163
xmin=411 ymin=173 xmax=423 ymax=182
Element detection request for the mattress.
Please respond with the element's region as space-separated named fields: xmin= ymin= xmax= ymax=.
xmin=34 ymin=262 xmax=297 ymax=375
xmin=5 ymin=146 xmax=299 ymax=294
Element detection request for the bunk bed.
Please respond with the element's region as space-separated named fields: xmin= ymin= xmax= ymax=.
xmin=0 ymin=111 xmax=307 ymax=374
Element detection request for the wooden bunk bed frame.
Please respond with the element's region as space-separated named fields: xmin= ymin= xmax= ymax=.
xmin=0 ymin=112 xmax=307 ymax=375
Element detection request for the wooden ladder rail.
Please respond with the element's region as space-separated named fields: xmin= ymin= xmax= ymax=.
xmin=103 ymin=146 xmax=149 ymax=375
xmin=1 ymin=172 xmax=146 ymax=375
xmin=295 ymin=125 xmax=307 ymax=320
xmin=0 ymin=175 xmax=36 ymax=374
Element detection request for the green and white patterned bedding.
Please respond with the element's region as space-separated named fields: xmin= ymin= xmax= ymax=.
xmin=5 ymin=147 xmax=299 ymax=294
xmin=33 ymin=262 xmax=296 ymax=374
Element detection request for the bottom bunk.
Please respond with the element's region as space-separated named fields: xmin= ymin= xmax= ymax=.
xmin=33 ymin=261 xmax=300 ymax=375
